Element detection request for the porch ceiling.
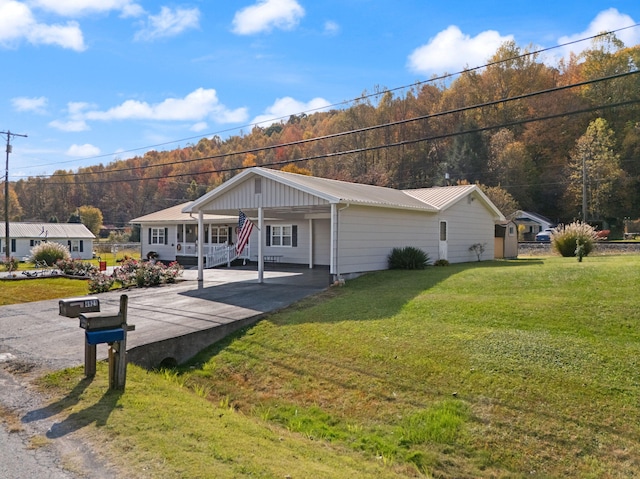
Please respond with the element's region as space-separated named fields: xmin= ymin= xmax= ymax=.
xmin=197 ymin=204 xmax=332 ymax=219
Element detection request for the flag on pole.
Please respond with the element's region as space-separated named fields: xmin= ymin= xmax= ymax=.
xmin=236 ymin=210 xmax=254 ymax=255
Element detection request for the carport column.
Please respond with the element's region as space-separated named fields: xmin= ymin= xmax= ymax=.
xmin=197 ymin=210 xmax=204 ymax=282
xmin=330 ymin=203 xmax=336 ymax=276
xmin=308 ymin=218 xmax=313 ymax=269
xmin=258 ymin=207 xmax=264 ymax=283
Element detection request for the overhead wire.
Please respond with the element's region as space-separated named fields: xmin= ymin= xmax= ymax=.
xmin=16 ymin=21 xmax=640 ymax=175
xmin=32 ymin=67 xmax=640 ymax=184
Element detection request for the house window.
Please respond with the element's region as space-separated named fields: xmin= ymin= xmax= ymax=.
xmin=70 ymin=240 xmax=80 ymax=252
xmin=271 ymin=225 xmax=292 ymax=247
xmin=508 ymin=225 xmax=515 ymax=236
xmin=439 ymin=221 xmax=447 ymax=241
xmin=150 ymin=227 xmax=166 ymax=245
xmin=210 ymin=226 xmax=228 ymax=244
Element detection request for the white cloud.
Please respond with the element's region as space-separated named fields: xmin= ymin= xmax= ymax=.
xmin=31 ymin=0 xmax=143 ymax=17
xmin=49 ymin=88 xmax=248 ymax=127
xmin=252 ymin=97 xmax=331 ymax=126
xmin=557 ymin=8 xmax=639 ymax=58
xmin=134 ymin=6 xmax=200 ymax=41
xmin=66 ymin=143 xmax=100 ymax=157
xmin=0 ymin=1 xmax=85 ymax=50
xmin=12 ymin=96 xmax=48 ymax=114
xmin=190 ymin=122 xmax=208 ymax=132
xmin=408 ymin=25 xmax=513 ymax=75
xmin=232 ymin=0 xmax=304 ymax=35
xmin=323 ymin=20 xmax=339 ymax=36
xmin=49 ymin=119 xmax=89 ymax=132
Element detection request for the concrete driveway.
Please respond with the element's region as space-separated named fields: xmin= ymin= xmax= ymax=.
xmin=0 ymin=266 xmax=331 ymax=372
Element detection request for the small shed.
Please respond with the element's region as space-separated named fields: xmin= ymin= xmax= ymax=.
xmin=494 ymin=220 xmax=519 ymax=259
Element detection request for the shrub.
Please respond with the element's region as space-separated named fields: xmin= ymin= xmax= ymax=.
xmin=30 ymin=242 xmax=71 ymax=266
xmin=112 ymin=258 xmax=183 ymax=288
xmin=551 ymin=222 xmax=598 ymax=257
xmin=469 ymin=243 xmax=486 ymax=261
xmin=88 ymin=273 xmax=114 ymax=294
xmin=433 ymin=259 xmax=450 ymax=267
xmin=1 ymin=256 xmax=19 ymax=272
xmin=56 ymin=258 xmax=98 ymax=277
xmin=388 ymin=247 xmax=430 ymax=270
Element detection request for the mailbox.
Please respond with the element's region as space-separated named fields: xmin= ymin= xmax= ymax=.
xmin=78 ymin=312 xmax=122 ymax=331
xmin=86 ymin=328 xmax=125 ymax=345
xmin=59 ymin=297 xmax=100 ymax=318
xmin=76 ymin=294 xmax=133 ymax=391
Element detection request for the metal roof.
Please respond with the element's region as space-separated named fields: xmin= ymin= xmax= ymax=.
xmin=185 ymin=167 xmax=438 ymax=213
xmin=0 ymin=223 xmax=95 ymax=239
xmin=404 ymin=185 xmax=477 ymax=209
xmin=130 ymin=202 xmax=237 ymax=224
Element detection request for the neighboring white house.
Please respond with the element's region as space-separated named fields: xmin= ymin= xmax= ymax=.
xmin=510 ymin=210 xmax=554 ymax=241
xmin=0 ymin=223 xmax=95 ymax=261
xmin=174 ymin=167 xmax=505 ymax=283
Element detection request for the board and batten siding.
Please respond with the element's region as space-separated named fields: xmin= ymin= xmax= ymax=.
xmin=205 ymin=177 xmax=330 ymax=210
xmin=439 ymin=196 xmax=496 ymax=263
xmin=335 ymin=205 xmax=438 ymax=275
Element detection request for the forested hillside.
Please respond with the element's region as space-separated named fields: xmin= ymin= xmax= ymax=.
xmin=6 ymin=36 xmax=640 ymax=229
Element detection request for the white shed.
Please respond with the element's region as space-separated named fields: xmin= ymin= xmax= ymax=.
xmin=181 ymin=167 xmax=505 ymax=283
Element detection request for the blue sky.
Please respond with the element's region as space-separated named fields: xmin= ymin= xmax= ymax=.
xmin=2 ymin=0 xmax=639 ymax=178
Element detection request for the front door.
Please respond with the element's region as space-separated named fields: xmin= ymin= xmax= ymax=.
xmin=439 ymin=220 xmax=448 ymax=260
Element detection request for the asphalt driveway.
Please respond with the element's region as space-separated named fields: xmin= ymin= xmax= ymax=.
xmin=0 ymin=266 xmax=331 ymax=372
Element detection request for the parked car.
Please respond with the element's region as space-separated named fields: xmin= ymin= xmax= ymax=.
xmin=535 ymin=229 xmax=554 ymax=242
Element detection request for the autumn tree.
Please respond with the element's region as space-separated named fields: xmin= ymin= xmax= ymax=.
xmin=0 ymin=186 xmax=23 ymax=220
xmin=564 ymin=118 xmax=623 ymax=220
xmin=78 ymin=205 xmax=104 ymax=236
xmin=480 ymin=184 xmax=520 ymax=217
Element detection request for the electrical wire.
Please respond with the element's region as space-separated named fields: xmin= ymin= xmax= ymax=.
xmin=17 ymin=22 xmax=640 ymax=174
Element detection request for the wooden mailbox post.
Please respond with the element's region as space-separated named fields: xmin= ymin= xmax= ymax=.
xmin=60 ymin=294 xmax=134 ymax=391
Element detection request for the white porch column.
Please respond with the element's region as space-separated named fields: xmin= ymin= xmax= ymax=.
xmin=308 ymin=218 xmax=313 ymax=269
xmin=258 ymin=207 xmax=264 ymax=283
xmin=330 ymin=203 xmax=336 ymax=276
xmin=197 ymin=210 xmax=204 ymax=282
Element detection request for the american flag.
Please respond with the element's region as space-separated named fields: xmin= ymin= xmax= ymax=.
xmin=235 ymin=210 xmax=253 ymax=255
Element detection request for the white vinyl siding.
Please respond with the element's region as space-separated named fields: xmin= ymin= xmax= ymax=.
xmin=335 ymin=205 xmax=439 ymax=275
xmin=439 ymin=196 xmax=496 ymax=263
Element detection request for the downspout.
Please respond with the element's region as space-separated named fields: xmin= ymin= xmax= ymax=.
xmin=335 ymin=203 xmax=350 ymax=281
xmin=197 ymin=210 xmax=204 ymax=282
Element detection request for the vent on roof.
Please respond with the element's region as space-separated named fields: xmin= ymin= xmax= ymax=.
xmin=255 ymin=178 xmax=262 ymax=194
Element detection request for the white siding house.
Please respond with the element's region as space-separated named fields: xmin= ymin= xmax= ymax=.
xmin=179 ymin=167 xmax=505 ymax=282
xmin=0 ymin=223 xmax=95 ymax=261
xmin=130 ymin=203 xmax=239 ymax=266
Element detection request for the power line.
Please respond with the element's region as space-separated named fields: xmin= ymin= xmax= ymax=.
xmin=39 ymin=97 xmax=640 ymax=186
xmin=29 ymin=68 xmax=640 ymax=182
xmin=18 ymin=22 xmax=640 ymax=174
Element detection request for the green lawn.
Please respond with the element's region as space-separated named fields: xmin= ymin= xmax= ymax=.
xmin=36 ymin=256 xmax=640 ymax=478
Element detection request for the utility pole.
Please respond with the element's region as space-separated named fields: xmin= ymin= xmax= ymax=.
xmin=2 ymin=130 xmax=28 ymax=261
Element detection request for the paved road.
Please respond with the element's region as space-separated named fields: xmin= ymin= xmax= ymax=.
xmin=0 ymin=266 xmax=331 ymax=478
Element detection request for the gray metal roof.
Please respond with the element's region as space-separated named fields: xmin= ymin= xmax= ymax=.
xmin=0 ymin=223 xmax=95 ymax=239
xmin=130 ymin=202 xmax=237 ymax=224
xmin=185 ymin=167 xmax=439 ymax=213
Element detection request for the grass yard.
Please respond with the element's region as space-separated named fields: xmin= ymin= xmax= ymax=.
xmin=35 ymin=256 xmax=640 ymax=478
xmin=0 ymin=277 xmax=89 ymax=305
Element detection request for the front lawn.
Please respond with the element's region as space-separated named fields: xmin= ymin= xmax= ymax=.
xmin=36 ymin=256 xmax=640 ymax=477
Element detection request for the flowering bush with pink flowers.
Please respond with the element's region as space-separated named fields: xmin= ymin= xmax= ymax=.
xmin=111 ymin=258 xmax=183 ymax=288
